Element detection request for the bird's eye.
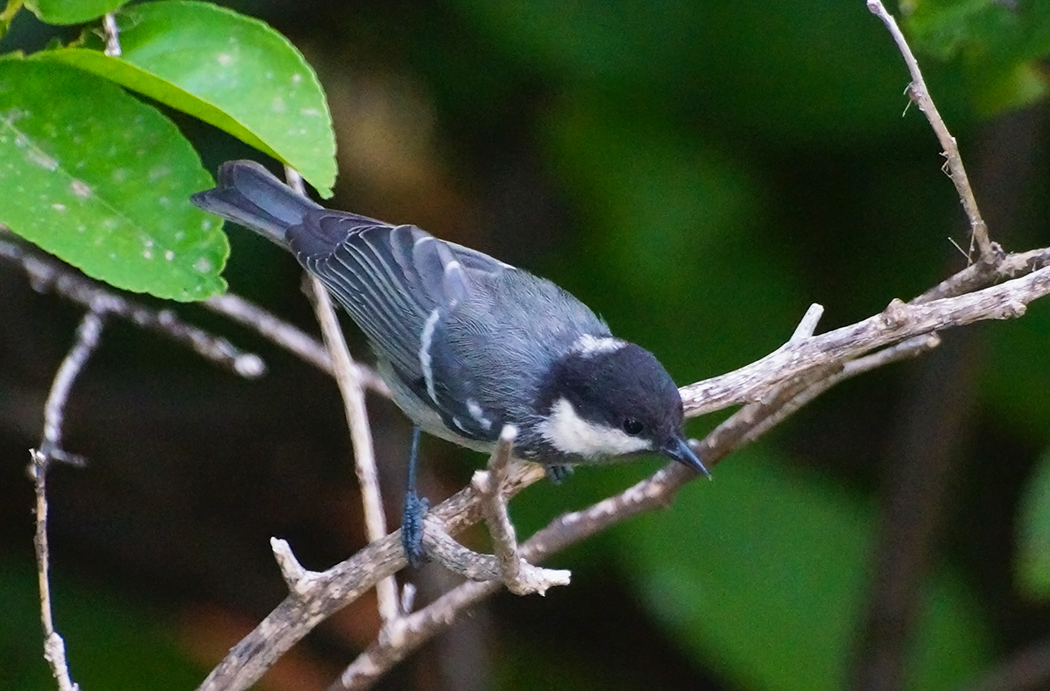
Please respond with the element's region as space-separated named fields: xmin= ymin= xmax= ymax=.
xmin=622 ymin=418 xmax=644 ymax=435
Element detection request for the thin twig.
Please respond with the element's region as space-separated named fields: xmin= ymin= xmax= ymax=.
xmin=0 ymin=236 xmax=265 ymax=378
xmin=476 ymin=427 xmax=523 ymax=587
xmin=473 ymin=425 xmax=571 ymax=596
xmin=203 ymin=292 xmax=390 ymax=395
xmin=102 ymin=13 xmax=121 ymax=57
xmin=195 ymin=461 xmax=547 ymax=691
xmin=284 ymin=166 xmax=400 ymax=627
xmin=790 ymin=303 xmax=825 ymax=341
xmin=30 ymin=309 xmax=106 ymax=691
xmin=866 ymin=0 xmax=993 ymax=260
xmin=744 ymin=333 xmax=941 ymax=442
xmin=196 ymin=252 xmax=1050 ymax=691
xmin=680 ymin=266 xmax=1050 ymax=417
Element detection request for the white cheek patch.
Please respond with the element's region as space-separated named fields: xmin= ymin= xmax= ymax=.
xmin=572 ymin=334 xmax=627 ymax=357
xmin=539 ymin=398 xmax=651 ymax=458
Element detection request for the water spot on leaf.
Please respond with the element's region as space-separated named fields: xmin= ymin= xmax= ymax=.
xmin=52 ymin=203 xmax=66 ymax=212
xmin=27 ymin=147 xmax=59 ymax=171
xmin=70 ymin=179 xmax=92 ymax=198
xmin=193 ymin=257 xmax=213 ymax=273
xmin=165 ymin=250 xmax=175 ymax=261
xmin=217 ymin=53 xmax=233 ymax=66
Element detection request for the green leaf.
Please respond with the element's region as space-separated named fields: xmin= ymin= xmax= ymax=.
xmin=35 ymin=0 xmax=336 ymax=197
xmin=903 ymin=0 xmax=1050 ymax=114
xmin=23 ymin=0 xmax=126 ymax=25
xmin=0 ymin=58 xmax=227 ymax=301
xmin=1016 ymin=448 xmax=1050 ymax=599
xmin=616 ymin=448 xmax=991 ymax=691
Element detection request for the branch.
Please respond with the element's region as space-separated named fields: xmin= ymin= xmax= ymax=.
xmin=680 ymin=265 xmax=1050 ymax=417
xmin=0 ymin=235 xmax=265 ymax=378
xmin=197 ymin=250 xmax=1050 ymax=691
xmin=473 ymin=426 xmax=571 ymax=596
xmin=283 ymin=165 xmax=401 ymax=626
xmin=195 ymin=461 xmax=547 ymax=691
xmin=866 ymin=0 xmax=993 ymax=260
xmin=101 ymin=12 xmax=121 ymax=57
xmin=202 ymin=292 xmax=390 ymax=395
xmin=30 ymin=309 xmax=107 ymax=691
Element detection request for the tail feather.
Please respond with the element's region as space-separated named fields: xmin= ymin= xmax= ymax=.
xmin=190 ymin=161 xmax=322 ymax=247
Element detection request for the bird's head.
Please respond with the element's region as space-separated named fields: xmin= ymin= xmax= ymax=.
xmin=535 ymin=338 xmax=708 ymax=476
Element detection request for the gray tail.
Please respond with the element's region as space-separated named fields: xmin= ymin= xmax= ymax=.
xmin=190 ymin=161 xmax=323 ymax=247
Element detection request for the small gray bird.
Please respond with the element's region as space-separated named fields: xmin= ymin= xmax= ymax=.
xmin=192 ymin=161 xmax=708 ymax=565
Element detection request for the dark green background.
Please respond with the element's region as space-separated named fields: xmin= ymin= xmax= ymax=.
xmin=3 ymin=1 xmax=1050 ymax=690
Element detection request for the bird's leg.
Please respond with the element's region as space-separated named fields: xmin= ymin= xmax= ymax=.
xmin=545 ymin=464 xmax=573 ymax=484
xmin=401 ymin=426 xmax=429 ymax=568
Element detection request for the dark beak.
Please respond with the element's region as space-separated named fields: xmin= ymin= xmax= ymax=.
xmin=661 ymin=436 xmax=711 ymax=478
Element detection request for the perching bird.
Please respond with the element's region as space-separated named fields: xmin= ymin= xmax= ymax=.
xmin=192 ymin=161 xmax=708 ymax=566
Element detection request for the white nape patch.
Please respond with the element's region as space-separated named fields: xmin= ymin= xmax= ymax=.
xmin=466 ymin=398 xmax=492 ymax=431
xmin=538 ymin=398 xmax=650 ymax=458
xmin=573 ymin=334 xmax=627 ymax=357
xmin=419 ymin=309 xmax=441 ymax=403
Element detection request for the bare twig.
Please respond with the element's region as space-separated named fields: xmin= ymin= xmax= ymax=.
xmin=196 ymin=460 xmax=547 ymax=691
xmin=866 ymin=0 xmax=993 ymax=260
xmin=473 ymin=425 xmax=571 ymax=595
xmin=744 ymin=333 xmax=941 ymax=442
xmin=30 ymin=309 xmax=106 ymax=691
xmin=271 ymin=538 xmax=325 ymax=600
xmin=916 ymin=246 xmax=1050 ymax=303
xmin=680 ymin=267 xmax=1050 ymax=417
xmin=203 ymin=292 xmax=390 ymax=395
xmin=0 ymin=236 xmax=265 ymax=378
xmin=475 ymin=427 xmax=524 ymax=588
xmin=284 ymin=166 xmax=401 ymax=626
xmin=790 ymin=303 xmax=825 ymax=341
xmin=332 ymin=578 xmax=503 ymax=691
xmin=102 ymin=13 xmax=121 ymax=57
xmin=197 ymin=253 xmax=1050 ymax=691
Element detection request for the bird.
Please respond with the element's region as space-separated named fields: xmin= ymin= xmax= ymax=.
xmin=191 ymin=160 xmax=709 ymax=566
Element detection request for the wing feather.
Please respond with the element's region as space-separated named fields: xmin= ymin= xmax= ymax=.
xmin=287 ymin=211 xmax=508 ymax=443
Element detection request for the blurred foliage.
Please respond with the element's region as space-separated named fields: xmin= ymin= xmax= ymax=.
xmin=1017 ymin=447 xmax=1050 ymax=599
xmin=903 ymin=0 xmax=1050 ymax=113
xmin=617 ymin=447 xmax=989 ymax=691
xmin=3 ymin=1 xmax=1050 ymax=691
xmin=0 ymin=559 xmax=203 ymax=690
